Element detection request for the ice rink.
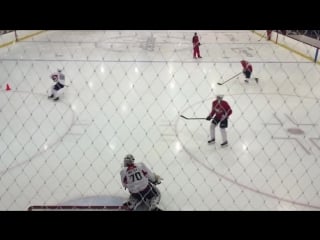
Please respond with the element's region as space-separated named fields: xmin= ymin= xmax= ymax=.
xmin=0 ymin=30 xmax=320 ymax=210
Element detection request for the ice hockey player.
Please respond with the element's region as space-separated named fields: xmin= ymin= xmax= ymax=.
xmin=192 ymin=32 xmax=202 ymax=59
xmin=48 ymin=69 xmax=65 ymax=101
xmin=120 ymin=154 xmax=163 ymax=211
xmin=240 ymin=60 xmax=258 ymax=83
xmin=206 ymin=94 xmax=232 ymax=147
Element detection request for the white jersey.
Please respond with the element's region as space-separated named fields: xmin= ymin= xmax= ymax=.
xmin=51 ymin=72 xmax=65 ymax=86
xmin=120 ymin=162 xmax=157 ymax=194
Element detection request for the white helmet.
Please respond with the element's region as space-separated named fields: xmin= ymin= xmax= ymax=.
xmin=124 ymin=154 xmax=135 ymax=167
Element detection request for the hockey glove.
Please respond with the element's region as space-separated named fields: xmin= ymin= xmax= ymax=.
xmin=153 ymin=174 xmax=163 ymax=185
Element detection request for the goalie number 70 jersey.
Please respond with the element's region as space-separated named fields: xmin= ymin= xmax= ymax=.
xmin=120 ymin=162 xmax=156 ymax=194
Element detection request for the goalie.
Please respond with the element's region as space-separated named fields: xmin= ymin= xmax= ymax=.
xmin=48 ymin=69 xmax=65 ymax=101
xmin=120 ymin=154 xmax=162 ymax=211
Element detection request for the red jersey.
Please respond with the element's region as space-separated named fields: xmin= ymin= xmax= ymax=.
xmin=192 ymin=35 xmax=200 ymax=47
xmin=208 ymin=99 xmax=232 ymax=119
xmin=240 ymin=60 xmax=253 ymax=72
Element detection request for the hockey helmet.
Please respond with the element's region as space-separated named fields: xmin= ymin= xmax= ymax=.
xmin=51 ymin=74 xmax=58 ymax=81
xmin=216 ymin=94 xmax=224 ymax=99
xmin=124 ymin=154 xmax=135 ymax=167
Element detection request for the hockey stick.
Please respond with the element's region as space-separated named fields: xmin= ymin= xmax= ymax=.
xmin=180 ymin=115 xmax=206 ymax=120
xmin=217 ymin=72 xmax=242 ymax=85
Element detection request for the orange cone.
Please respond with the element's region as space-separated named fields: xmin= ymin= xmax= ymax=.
xmin=6 ymin=84 xmax=11 ymax=91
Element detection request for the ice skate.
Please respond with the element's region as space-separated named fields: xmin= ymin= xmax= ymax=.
xmin=221 ymin=141 xmax=228 ymax=147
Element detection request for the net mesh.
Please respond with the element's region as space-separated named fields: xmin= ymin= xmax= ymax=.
xmin=0 ymin=30 xmax=320 ymax=210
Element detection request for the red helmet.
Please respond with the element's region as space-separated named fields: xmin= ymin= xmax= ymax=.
xmin=51 ymin=74 xmax=58 ymax=81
